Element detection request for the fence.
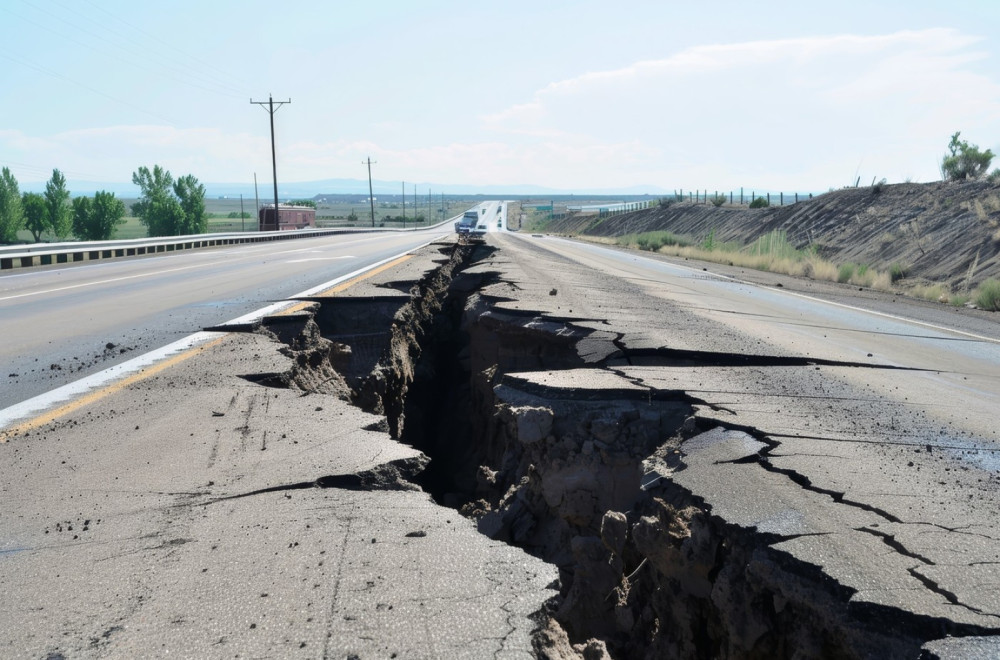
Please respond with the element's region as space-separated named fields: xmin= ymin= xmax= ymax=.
xmin=671 ymin=188 xmax=815 ymax=207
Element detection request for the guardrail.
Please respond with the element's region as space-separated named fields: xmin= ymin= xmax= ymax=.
xmin=0 ymin=218 xmax=459 ymax=271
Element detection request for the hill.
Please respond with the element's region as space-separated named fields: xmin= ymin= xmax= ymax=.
xmin=543 ymin=180 xmax=1000 ymax=291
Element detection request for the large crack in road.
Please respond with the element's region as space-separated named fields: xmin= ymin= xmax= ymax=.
xmin=232 ymin=240 xmax=1000 ymax=659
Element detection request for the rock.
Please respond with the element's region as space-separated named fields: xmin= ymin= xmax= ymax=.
xmin=513 ymin=405 xmax=553 ymax=444
xmin=600 ymin=511 xmax=628 ymax=557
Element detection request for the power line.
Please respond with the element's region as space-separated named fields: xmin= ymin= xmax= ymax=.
xmin=0 ymin=49 xmax=177 ymax=126
xmin=251 ymin=95 xmax=290 ymax=231
xmin=5 ymin=1 xmax=246 ymax=100
xmin=78 ymin=0 xmax=254 ymax=92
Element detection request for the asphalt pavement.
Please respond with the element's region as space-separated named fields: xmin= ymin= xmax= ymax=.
xmin=3 ymin=227 xmax=1000 ymax=658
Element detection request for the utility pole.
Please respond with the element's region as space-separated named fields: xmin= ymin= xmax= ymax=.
xmin=402 ymin=181 xmax=406 ymax=222
xmin=250 ymin=95 xmax=290 ymax=231
xmin=363 ymin=157 xmax=377 ymax=227
xmin=239 ymin=194 xmax=245 ymax=232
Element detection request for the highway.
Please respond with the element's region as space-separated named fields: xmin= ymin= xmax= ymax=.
xmin=0 ymin=226 xmax=449 ymax=412
xmin=4 ymin=205 xmax=1000 ymax=657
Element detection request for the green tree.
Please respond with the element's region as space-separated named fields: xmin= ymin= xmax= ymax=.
xmin=44 ymin=168 xmax=71 ymax=239
xmin=0 ymin=167 xmax=24 ymax=243
xmin=941 ymin=132 xmax=995 ymax=181
xmin=73 ymin=191 xmax=126 ymax=240
xmin=132 ymin=165 xmax=184 ymax=236
xmin=173 ymin=174 xmax=206 ymax=234
xmin=22 ymin=191 xmax=49 ymax=242
xmin=749 ymin=196 xmax=769 ymax=208
xmin=71 ymin=196 xmax=92 ymax=239
xmin=289 ymin=199 xmax=317 ymax=208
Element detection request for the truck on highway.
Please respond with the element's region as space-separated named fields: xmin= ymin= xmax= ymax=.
xmin=455 ymin=209 xmax=487 ymax=242
xmin=455 ymin=210 xmax=479 ymax=232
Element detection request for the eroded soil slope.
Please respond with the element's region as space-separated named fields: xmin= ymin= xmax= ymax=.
xmin=547 ymin=180 xmax=1000 ymax=289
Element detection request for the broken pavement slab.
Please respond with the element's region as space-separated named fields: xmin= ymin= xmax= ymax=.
xmin=0 ymin=244 xmax=559 ymax=659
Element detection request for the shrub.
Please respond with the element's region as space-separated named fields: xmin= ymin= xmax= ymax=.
xmin=941 ymin=132 xmax=995 ymax=181
xmin=889 ymin=262 xmax=908 ymax=282
xmin=912 ymin=283 xmax=948 ymax=302
xmin=837 ymin=263 xmax=856 ymax=283
xmin=975 ymin=278 xmax=1000 ymax=311
xmin=749 ymin=196 xmax=769 ymax=208
xmin=702 ymin=228 xmax=716 ymax=251
xmin=710 ymin=194 xmax=727 ymax=207
xmin=625 ymin=230 xmax=690 ymax=252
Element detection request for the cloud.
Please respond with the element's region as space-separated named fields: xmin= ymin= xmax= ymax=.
xmin=483 ymin=29 xmax=1000 ymax=189
xmin=4 ymin=28 xmax=998 ymax=193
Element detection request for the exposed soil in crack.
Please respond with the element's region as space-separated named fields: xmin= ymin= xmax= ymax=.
xmin=232 ymin=240 xmax=1000 ymax=659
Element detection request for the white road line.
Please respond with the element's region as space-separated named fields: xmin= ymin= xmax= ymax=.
xmin=537 ymin=235 xmax=1000 ymax=346
xmin=0 ymin=234 xmax=448 ymax=430
xmin=286 ymin=256 xmax=355 ymax=263
xmin=0 ymin=263 xmax=206 ymax=302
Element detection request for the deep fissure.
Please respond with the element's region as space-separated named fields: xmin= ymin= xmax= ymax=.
xmin=242 ymin=242 xmax=1000 ymax=659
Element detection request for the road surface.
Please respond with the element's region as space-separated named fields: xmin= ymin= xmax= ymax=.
xmin=0 ymin=228 xmax=448 ymax=411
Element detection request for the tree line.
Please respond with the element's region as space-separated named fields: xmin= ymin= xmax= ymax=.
xmin=0 ymin=165 xmax=206 ymax=245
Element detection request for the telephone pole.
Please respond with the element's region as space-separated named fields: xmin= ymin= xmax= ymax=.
xmin=250 ymin=95 xmax=290 ymax=230
xmin=363 ymin=157 xmax=377 ymax=227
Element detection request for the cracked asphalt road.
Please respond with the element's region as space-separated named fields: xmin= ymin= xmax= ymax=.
xmin=0 ymin=251 xmax=557 ymax=659
xmin=487 ymin=233 xmax=1000 ymax=634
xmin=3 ymin=230 xmax=1000 ymax=657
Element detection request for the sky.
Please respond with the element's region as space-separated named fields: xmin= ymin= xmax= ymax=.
xmin=1 ymin=0 xmax=999 ymax=195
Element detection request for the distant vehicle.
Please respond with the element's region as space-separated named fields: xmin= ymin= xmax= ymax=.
xmin=455 ymin=210 xmax=481 ymax=236
xmin=258 ymin=204 xmax=316 ymax=231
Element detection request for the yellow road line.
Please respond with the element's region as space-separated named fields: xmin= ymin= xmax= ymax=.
xmin=1 ymin=254 xmax=414 ymax=441
xmin=0 ymin=337 xmax=226 ymax=442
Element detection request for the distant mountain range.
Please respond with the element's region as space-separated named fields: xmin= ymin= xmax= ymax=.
xmin=20 ymin=177 xmax=671 ymax=199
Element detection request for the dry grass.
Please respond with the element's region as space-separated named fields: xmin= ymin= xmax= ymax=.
xmin=576 ymin=230 xmax=984 ymax=309
xmin=910 ymin=283 xmax=949 ymax=302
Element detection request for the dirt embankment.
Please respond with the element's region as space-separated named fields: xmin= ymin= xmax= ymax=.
xmin=546 ymin=180 xmax=1000 ymax=289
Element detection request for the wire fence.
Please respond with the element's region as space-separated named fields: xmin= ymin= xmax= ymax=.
xmin=671 ymin=188 xmax=815 ymax=207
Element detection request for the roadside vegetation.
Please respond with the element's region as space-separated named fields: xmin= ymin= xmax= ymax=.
xmin=941 ymin=132 xmax=995 ymax=181
xmin=600 ymin=227 xmax=999 ymax=310
xmin=0 ymin=165 xmax=192 ymax=244
xmin=131 ymin=165 xmax=206 ymax=237
xmin=976 ymin=279 xmax=1000 ymax=311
